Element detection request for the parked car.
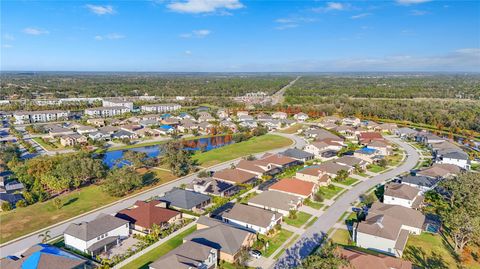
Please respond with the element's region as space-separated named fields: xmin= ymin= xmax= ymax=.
xmin=249 ymin=249 xmax=262 ymax=259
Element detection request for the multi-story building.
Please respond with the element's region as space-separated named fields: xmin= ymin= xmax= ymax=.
xmin=13 ymin=110 xmax=70 ymax=124
xmin=84 ymin=106 xmax=130 ymax=118
xmin=102 ymin=99 xmax=134 ymax=111
xmin=140 ymin=103 xmax=181 ymax=113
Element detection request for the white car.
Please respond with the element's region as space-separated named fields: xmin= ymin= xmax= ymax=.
xmin=249 ymin=249 xmax=262 ymax=259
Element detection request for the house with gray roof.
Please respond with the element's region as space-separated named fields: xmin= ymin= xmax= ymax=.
xmin=149 ymin=241 xmax=217 ymax=269
xmin=158 ymin=188 xmax=211 ymax=211
xmin=399 ymin=175 xmax=439 ymax=193
xmin=186 ymin=216 xmax=256 ymax=264
xmin=383 ymin=183 xmax=424 ymax=209
xmin=64 ymin=214 xmax=130 ymax=256
xmin=280 ymin=148 xmax=314 ymax=162
xmin=247 ymin=190 xmax=302 ymax=216
xmin=222 ymin=203 xmax=282 ymax=235
xmin=186 ymin=178 xmax=238 ymax=197
xmin=0 ymin=193 xmax=24 ymax=209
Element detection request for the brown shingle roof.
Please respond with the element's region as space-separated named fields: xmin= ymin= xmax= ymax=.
xmin=340 ymin=248 xmax=413 ymax=269
xmin=261 ymin=153 xmax=297 ymax=166
xmin=222 ymin=203 xmax=282 ymax=228
xmin=213 ymin=168 xmax=257 ymax=184
xmin=269 ymin=178 xmax=315 ymax=197
xmin=116 ymin=200 xmax=180 ymax=229
xmin=384 ymin=183 xmax=420 ymax=200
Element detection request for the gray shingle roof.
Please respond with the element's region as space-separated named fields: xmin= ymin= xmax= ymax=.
xmin=64 ymin=214 xmax=128 ymax=241
xmin=400 ymin=175 xmax=438 ymax=188
xmin=281 ymin=148 xmax=314 ymax=160
xmin=158 ymin=188 xmax=211 ymax=210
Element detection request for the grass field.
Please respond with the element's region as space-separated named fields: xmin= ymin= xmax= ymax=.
xmin=368 ymin=164 xmax=387 ymax=173
xmin=193 ymin=134 xmax=292 ymax=167
xmin=284 ymin=211 xmax=312 ymax=228
xmin=404 ymin=233 xmax=480 ymax=269
xmin=122 ymin=226 xmax=197 ymax=269
xmin=304 ymin=199 xmax=323 ymax=210
xmin=335 ymin=177 xmax=359 ymax=186
xmin=278 ymin=123 xmax=304 ymax=134
xmin=0 ymin=169 xmax=178 ymax=244
xmin=262 ymin=229 xmax=294 ymax=257
xmin=273 ymin=234 xmax=300 ymax=259
xmin=330 ymin=229 xmax=352 ymax=246
xmin=32 ymin=137 xmax=57 ymax=150
xmin=304 ymin=216 xmax=319 ymax=229
xmin=319 ymin=185 xmax=344 ymax=199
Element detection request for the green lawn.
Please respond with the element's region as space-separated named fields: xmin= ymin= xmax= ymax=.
xmin=318 ymin=185 xmax=344 ymax=199
xmin=356 ymin=171 xmax=369 ymax=177
xmin=193 ymin=134 xmax=292 ymax=167
xmin=304 ymin=216 xmax=319 ymax=229
xmin=284 ymin=211 xmax=312 ymax=228
xmin=367 ymin=164 xmax=387 ymax=173
xmin=404 ymin=233 xmax=480 ymax=269
xmin=386 ymin=153 xmax=404 ymax=166
xmin=273 ymin=234 xmax=300 ymax=259
xmin=304 ymin=199 xmax=323 ymax=210
xmin=335 ymin=177 xmax=359 ymax=186
xmin=32 ymin=137 xmax=57 ymax=150
xmin=278 ymin=123 xmax=304 ymax=134
xmin=122 ymin=226 xmax=197 ymax=269
xmin=330 ymin=229 xmax=352 ymax=246
xmin=261 ymin=229 xmax=294 ymax=257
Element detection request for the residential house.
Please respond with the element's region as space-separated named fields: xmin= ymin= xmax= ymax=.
xmin=135 ymin=127 xmax=163 ymax=138
xmin=197 ymin=112 xmax=215 ymax=122
xmin=0 ymin=244 xmax=89 ymax=269
xmin=236 ymin=111 xmax=249 ymax=117
xmin=216 ymin=109 xmax=229 ymax=120
xmin=12 ymin=110 xmax=69 ymax=124
xmin=260 ymin=153 xmax=299 ymax=169
xmin=161 ymin=117 xmax=180 ymax=126
xmin=139 ymin=119 xmax=160 ymax=127
xmin=198 ymin=121 xmax=214 ymax=133
xmin=140 ymin=103 xmax=181 ymax=113
xmin=342 ymin=116 xmax=361 ymax=127
xmin=416 ymin=163 xmax=461 ymax=179
xmin=367 ymin=140 xmax=392 ymax=156
xmin=304 ymin=140 xmax=344 ymax=159
xmin=3 ymin=180 xmax=24 ymax=193
xmin=149 ymin=240 xmax=217 ymax=269
xmin=49 ymin=126 xmax=75 ymax=138
xmin=186 ymin=216 xmax=255 ymax=264
xmin=314 ymin=161 xmax=354 ymax=178
xmin=415 ymin=131 xmax=445 ymax=145
xmin=247 ymin=190 xmax=303 ymax=216
xmin=256 ymin=113 xmax=273 ymax=122
xmin=88 ymin=131 xmax=111 ymax=141
xmin=238 ymin=114 xmax=254 ymax=122
xmin=269 ymin=178 xmax=317 ymax=199
xmin=395 ymin=127 xmax=417 ymax=139
xmin=335 ymin=125 xmax=357 ymax=139
xmin=63 ymin=214 xmax=130 ymax=256
xmin=358 ymin=132 xmax=384 ymax=145
xmin=322 ymin=122 xmax=338 ymax=130
xmin=219 ymin=120 xmax=237 ymax=133
xmin=294 ymin=112 xmax=309 ymax=122
xmin=434 ymin=148 xmax=470 ymax=170
xmin=178 ymin=119 xmax=199 ymax=133
xmin=239 ymin=120 xmax=258 ymax=129
xmin=295 ymin=166 xmax=331 ymax=186
xmin=263 ymin=119 xmax=282 ymax=131
xmin=272 ymin=111 xmax=288 ymax=119
xmin=111 ymin=130 xmax=137 ymax=140
xmin=303 ymin=128 xmax=342 ymax=141
xmin=280 ymin=148 xmax=314 ymax=162
xmin=339 ymin=248 xmax=413 ymax=269
xmin=84 ymin=106 xmax=130 ymax=118
xmin=212 ymin=168 xmax=258 ymax=185
xmin=399 ymin=175 xmax=439 ymax=193
xmin=375 ymin=123 xmax=398 ymax=133
xmin=102 ymin=99 xmax=133 ymax=111
xmin=60 ymin=134 xmax=88 ymax=147
xmin=221 ymin=203 xmax=282 ymax=234
xmin=383 ymin=183 xmax=424 ymax=209
xmin=235 ymin=159 xmax=279 ymax=177
xmin=334 ymin=156 xmax=368 ymax=171
xmin=115 ymin=200 xmax=182 ymax=233
xmin=86 ymin=118 xmax=106 ymax=127
xmin=354 ymin=202 xmax=425 ymax=257
xmin=354 ymin=147 xmax=380 ymax=163
xmin=364 ymin=121 xmax=380 ymax=131
xmin=321 ymin=116 xmax=341 ymax=124
xmin=76 ymin=125 xmax=98 ymax=135
xmin=0 ymin=193 xmax=24 ymax=209
xmin=186 ymin=177 xmax=238 ymax=197
xmin=158 ymin=188 xmax=211 ymax=211
xmin=120 ymin=124 xmax=142 ymax=132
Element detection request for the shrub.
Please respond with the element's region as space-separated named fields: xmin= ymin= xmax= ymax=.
xmin=16 ymin=200 xmax=27 ymax=208
xmin=1 ymin=201 xmax=13 ymax=211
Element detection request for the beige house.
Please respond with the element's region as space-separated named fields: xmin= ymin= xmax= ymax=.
xmin=295 ymin=166 xmax=331 ymax=186
xmin=60 ymin=134 xmax=87 ymax=147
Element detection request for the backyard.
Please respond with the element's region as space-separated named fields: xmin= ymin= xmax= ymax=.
xmin=193 ymin=134 xmax=292 ymax=167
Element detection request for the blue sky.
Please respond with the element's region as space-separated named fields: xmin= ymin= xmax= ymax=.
xmin=1 ymin=0 xmax=479 ymax=71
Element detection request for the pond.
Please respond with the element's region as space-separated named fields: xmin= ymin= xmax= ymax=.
xmin=103 ymin=135 xmax=233 ymax=168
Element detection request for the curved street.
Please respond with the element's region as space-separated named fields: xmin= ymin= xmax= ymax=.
xmin=273 ymin=136 xmax=420 ymax=269
xmin=0 ymin=133 xmax=304 ymax=257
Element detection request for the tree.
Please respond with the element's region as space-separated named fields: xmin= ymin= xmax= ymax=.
xmin=438 ymin=172 xmax=480 ymax=253
xmin=122 ymin=150 xmax=152 ymax=169
xmin=1 ymin=201 xmax=13 ymax=211
xmin=335 ymin=170 xmax=349 ymax=182
xmin=289 ymin=210 xmax=298 ymax=219
xmin=53 ymin=197 xmax=63 ymax=210
xmin=378 ymin=159 xmax=388 ymax=168
xmin=16 ymin=200 xmax=27 ymax=208
xmin=162 ymin=141 xmax=194 ymax=177
xmin=38 ymin=230 xmax=51 ymax=243
xmin=298 ymin=240 xmax=350 ymax=269
xmin=101 ymin=167 xmax=143 ymax=197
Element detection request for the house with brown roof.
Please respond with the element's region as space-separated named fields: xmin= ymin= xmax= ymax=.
xmin=367 ymin=140 xmax=392 ymax=156
xmin=334 ymin=156 xmax=368 ymax=170
xmin=60 ymin=134 xmax=87 ymax=147
xmin=375 ymin=123 xmax=398 ymax=133
xmin=186 ymin=177 xmax=238 ymax=197
xmin=269 ymin=178 xmax=318 ymax=199
xmin=260 ymin=153 xmax=299 ymax=169
xmin=212 ymin=168 xmax=258 ymax=185
xmin=304 ymin=139 xmax=344 ymax=159
xmin=314 ymin=161 xmax=354 ymax=178
xmin=235 ymin=159 xmax=279 ymax=176
xmin=115 ymin=200 xmax=182 ymax=233
xmin=295 ymin=166 xmax=331 ymax=186
xmin=358 ymin=132 xmax=385 ymax=145
xmin=247 ymin=190 xmax=303 ymax=216
xmin=383 ymin=183 xmax=424 ymax=209
xmin=221 ymin=203 xmax=282 ymax=234
xmin=416 ymin=163 xmax=461 ymax=179
xmin=339 ymin=248 xmax=413 ymax=269
xmin=354 ymin=202 xmax=425 ymax=257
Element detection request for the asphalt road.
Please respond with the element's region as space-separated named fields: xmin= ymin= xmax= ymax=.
xmin=0 ymin=133 xmax=305 ymax=257
xmin=270 ymin=76 xmax=301 ymax=105
xmin=273 ymin=137 xmax=420 ymax=269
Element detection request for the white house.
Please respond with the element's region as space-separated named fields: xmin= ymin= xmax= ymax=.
xmin=64 ymin=214 xmax=130 ymax=256
xmin=435 ymin=149 xmax=470 ymax=170
xmin=85 ymin=106 xmax=130 ymax=118
xmin=272 ymin=111 xmax=288 ymax=119
xmin=294 ymin=112 xmax=309 ymax=122
xmin=342 ymin=117 xmax=361 ymax=127
xmin=355 ymin=203 xmax=425 ymax=257
xmin=140 ymin=103 xmax=181 ymax=113
xmin=13 ymin=110 xmax=69 ymax=125
xmin=102 ymin=99 xmax=134 ymax=111
xmin=383 ymin=183 xmax=424 ymax=209
xmin=222 ymin=203 xmax=282 ymax=235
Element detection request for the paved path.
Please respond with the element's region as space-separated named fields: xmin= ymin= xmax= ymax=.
xmin=271 ymin=76 xmax=301 ymax=105
xmin=0 ymin=133 xmax=305 ymax=257
xmin=273 ymin=137 xmax=419 ymax=269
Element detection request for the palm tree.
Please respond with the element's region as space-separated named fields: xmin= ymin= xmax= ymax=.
xmin=38 ymin=230 xmax=51 ymax=243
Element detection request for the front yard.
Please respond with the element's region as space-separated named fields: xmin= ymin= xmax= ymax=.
xmin=318 ymin=185 xmax=344 ymax=199
xmin=335 ymin=177 xmax=359 ymax=186
xmin=367 ymin=164 xmax=387 ymax=173
xmin=284 ymin=211 xmax=312 ymax=228
xmin=256 ymin=229 xmax=294 ymax=258
xmin=304 ymin=199 xmax=323 ymax=210
xmin=122 ymin=226 xmax=197 ymax=269
xmin=330 ymin=229 xmax=352 ymax=246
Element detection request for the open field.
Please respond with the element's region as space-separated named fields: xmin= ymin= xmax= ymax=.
xmin=278 ymin=123 xmax=304 ymax=134
xmin=193 ymin=134 xmax=292 ymax=167
xmin=122 ymin=226 xmax=197 ymax=269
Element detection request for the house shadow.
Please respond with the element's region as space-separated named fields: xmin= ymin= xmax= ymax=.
xmin=274 ymin=232 xmax=326 ymax=269
xmin=403 ymin=245 xmax=450 ymax=269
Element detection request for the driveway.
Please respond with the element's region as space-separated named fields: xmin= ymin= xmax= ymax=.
xmin=0 ymin=132 xmax=303 ymax=257
xmin=273 ymin=137 xmax=420 ymax=269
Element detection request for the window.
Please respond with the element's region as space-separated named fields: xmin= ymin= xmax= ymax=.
xmin=97 ymin=236 xmax=100 ymax=240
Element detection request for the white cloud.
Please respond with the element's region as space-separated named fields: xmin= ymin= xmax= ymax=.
xmin=351 ymin=13 xmax=371 ymax=19
xmin=275 ymin=24 xmax=299 ymax=30
xmin=23 ymin=27 xmax=49 ymax=35
xmin=180 ymin=29 xmax=211 ymax=38
xmin=95 ymin=33 xmax=125 ymax=40
xmin=86 ymin=4 xmax=115 ymax=15
xmin=274 ymin=17 xmax=316 ymax=30
xmin=184 ymin=50 xmax=192 ymax=55
xmin=2 ymin=44 xmax=13 ymax=49
xmin=396 ymin=0 xmax=432 ymax=5
xmin=3 ymin=34 xmax=15 ymax=41
xmin=410 ymin=9 xmax=428 ymax=16
xmin=167 ymin=0 xmax=244 ymax=14
xmin=313 ymin=2 xmax=349 ymax=13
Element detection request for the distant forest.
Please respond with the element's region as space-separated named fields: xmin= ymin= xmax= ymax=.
xmin=0 ymin=73 xmax=293 ymax=99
